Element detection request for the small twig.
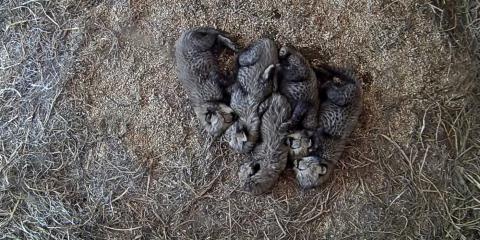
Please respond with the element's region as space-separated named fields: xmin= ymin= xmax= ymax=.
xmin=100 ymin=225 xmax=143 ymax=231
xmin=273 ymin=211 xmax=287 ymax=238
xmin=112 ymin=187 xmax=130 ymax=203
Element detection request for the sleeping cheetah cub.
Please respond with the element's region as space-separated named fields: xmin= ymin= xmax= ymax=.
xmin=175 ymin=27 xmax=239 ymax=137
xmin=277 ymin=46 xmax=320 ymax=161
xmin=294 ymin=66 xmax=362 ymax=189
xmin=226 ymin=38 xmax=278 ymax=153
xmin=238 ymin=93 xmax=291 ymax=195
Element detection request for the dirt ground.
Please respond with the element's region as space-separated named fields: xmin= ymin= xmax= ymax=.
xmin=1 ymin=0 xmax=479 ymax=239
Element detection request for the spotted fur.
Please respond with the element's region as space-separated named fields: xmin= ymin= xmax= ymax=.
xmin=175 ymin=27 xmax=238 ymax=137
xmin=277 ymin=46 xmax=320 ymax=161
xmin=238 ymin=93 xmax=291 ymax=195
xmin=226 ymin=39 xmax=278 ymax=153
xmin=294 ymin=67 xmax=362 ymax=189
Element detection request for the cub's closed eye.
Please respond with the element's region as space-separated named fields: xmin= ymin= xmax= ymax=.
xmin=205 ymin=112 xmax=213 ymax=123
xmin=252 ymin=163 xmax=260 ymax=174
xmin=279 ymin=48 xmax=290 ymax=57
xmin=223 ymin=113 xmax=234 ymax=123
xmin=318 ymin=164 xmax=328 ymax=175
xmin=285 ymin=137 xmax=292 ymax=146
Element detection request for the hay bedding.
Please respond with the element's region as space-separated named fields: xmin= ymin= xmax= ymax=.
xmin=1 ymin=0 xmax=479 ymax=239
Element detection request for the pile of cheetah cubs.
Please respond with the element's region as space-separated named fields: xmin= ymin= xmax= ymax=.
xmin=175 ymin=27 xmax=362 ymax=195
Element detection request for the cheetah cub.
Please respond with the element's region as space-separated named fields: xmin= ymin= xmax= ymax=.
xmin=277 ymin=46 xmax=320 ymax=161
xmin=175 ymin=27 xmax=239 ymax=137
xmin=238 ymin=93 xmax=291 ymax=195
xmin=294 ymin=66 xmax=362 ymax=189
xmin=226 ymin=38 xmax=278 ymax=153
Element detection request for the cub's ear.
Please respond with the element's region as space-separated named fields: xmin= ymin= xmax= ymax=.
xmin=210 ymin=113 xmax=219 ymax=126
xmin=278 ymin=46 xmax=291 ymax=58
xmin=261 ymin=64 xmax=276 ymax=81
xmin=218 ymin=103 xmax=234 ymax=114
xmin=313 ymin=65 xmax=334 ymax=83
xmin=285 ymin=136 xmax=292 ymax=146
xmin=237 ymin=131 xmax=248 ymax=142
xmin=216 ymin=34 xmax=239 ymax=52
xmin=307 ymin=138 xmax=312 ymax=148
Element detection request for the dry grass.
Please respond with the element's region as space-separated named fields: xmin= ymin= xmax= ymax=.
xmin=0 ymin=0 xmax=90 ymax=238
xmin=0 ymin=0 xmax=479 ymax=239
xmin=427 ymin=0 xmax=480 ymax=237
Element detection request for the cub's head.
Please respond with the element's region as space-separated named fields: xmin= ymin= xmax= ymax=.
xmin=225 ymin=121 xmax=255 ymax=153
xmin=286 ymin=130 xmax=313 ymax=160
xmin=195 ymin=103 xmax=234 ymax=137
xmin=180 ymin=28 xmax=218 ymax=52
xmin=293 ymin=156 xmax=329 ymax=189
xmin=238 ymin=160 xmax=261 ymax=184
xmin=238 ymin=160 xmax=276 ymax=195
xmin=278 ymin=46 xmax=311 ymax=81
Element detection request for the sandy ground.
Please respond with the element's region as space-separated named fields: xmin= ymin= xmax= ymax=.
xmin=1 ymin=0 xmax=479 ymax=239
